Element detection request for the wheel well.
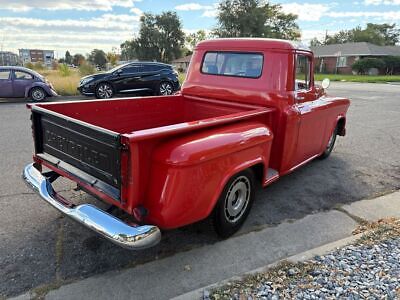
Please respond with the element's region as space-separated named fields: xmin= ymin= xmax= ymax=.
xmin=29 ymin=86 xmax=47 ymax=97
xmin=337 ymin=118 xmax=346 ymax=136
xmin=250 ymin=163 xmax=264 ymax=186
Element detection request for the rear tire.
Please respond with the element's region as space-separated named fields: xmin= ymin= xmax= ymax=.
xmin=212 ymin=169 xmax=255 ymax=238
xmin=158 ymin=81 xmax=174 ymax=95
xmin=319 ymin=125 xmax=338 ymax=159
xmin=95 ymin=83 xmax=114 ymax=99
xmin=30 ymin=87 xmax=46 ymax=102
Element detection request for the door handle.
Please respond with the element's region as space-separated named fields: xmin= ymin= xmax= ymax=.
xmin=296 ymin=96 xmax=305 ymax=101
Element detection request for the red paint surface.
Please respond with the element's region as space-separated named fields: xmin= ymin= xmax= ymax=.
xmin=29 ymin=39 xmax=350 ymax=229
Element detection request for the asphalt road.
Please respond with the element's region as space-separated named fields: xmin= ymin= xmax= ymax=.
xmin=1 ymin=82 xmax=399 ymax=297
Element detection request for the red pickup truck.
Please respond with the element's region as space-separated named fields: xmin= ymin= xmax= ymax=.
xmin=23 ymin=39 xmax=350 ymax=250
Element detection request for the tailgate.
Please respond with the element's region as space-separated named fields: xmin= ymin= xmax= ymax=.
xmin=31 ymin=106 xmax=122 ymax=200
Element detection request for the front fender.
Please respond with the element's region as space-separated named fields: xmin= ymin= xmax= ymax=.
xmin=145 ymin=121 xmax=273 ymax=229
xmin=25 ymin=82 xmax=57 ymax=98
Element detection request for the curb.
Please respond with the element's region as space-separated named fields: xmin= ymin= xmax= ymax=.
xmin=172 ymin=233 xmax=365 ymax=300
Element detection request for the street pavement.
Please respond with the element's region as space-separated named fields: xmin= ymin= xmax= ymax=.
xmin=1 ymin=82 xmax=399 ymax=298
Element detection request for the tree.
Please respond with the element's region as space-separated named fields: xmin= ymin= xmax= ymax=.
xmin=120 ymin=40 xmax=136 ymax=61
xmin=382 ymin=56 xmax=400 ymax=75
xmin=121 ymin=12 xmax=185 ymax=63
xmin=88 ymin=49 xmax=107 ymax=68
xmin=314 ymin=23 xmax=400 ymax=46
xmin=310 ymin=37 xmax=322 ymax=47
xmin=185 ymin=30 xmax=207 ymax=50
xmin=213 ymin=0 xmax=300 ymax=40
xmin=72 ymin=54 xmax=85 ymax=66
xmin=106 ymin=51 xmax=119 ymax=66
xmin=352 ymin=58 xmax=385 ymax=75
xmin=65 ymin=51 xmax=72 ymax=64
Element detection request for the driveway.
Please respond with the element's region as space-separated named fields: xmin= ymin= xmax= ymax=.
xmin=0 ymin=82 xmax=399 ymax=297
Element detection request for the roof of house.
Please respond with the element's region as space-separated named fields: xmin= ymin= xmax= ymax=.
xmin=311 ymin=42 xmax=400 ymax=57
xmin=172 ymin=55 xmax=192 ymax=63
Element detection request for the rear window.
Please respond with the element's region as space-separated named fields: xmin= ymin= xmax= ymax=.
xmin=201 ymin=52 xmax=263 ymax=78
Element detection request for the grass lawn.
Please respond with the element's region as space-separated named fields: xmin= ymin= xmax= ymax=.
xmin=315 ymin=74 xmax=400 ymax=83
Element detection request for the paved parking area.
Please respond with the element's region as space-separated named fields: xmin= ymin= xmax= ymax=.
xmin=1 ymin=82 xmax=399 ymax=297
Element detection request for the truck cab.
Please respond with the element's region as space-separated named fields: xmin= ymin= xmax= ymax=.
xmin=23 ymin=38 xmax=350 ymax=249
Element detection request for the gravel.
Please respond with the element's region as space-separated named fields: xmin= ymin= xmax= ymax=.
xmin=209 ymin=218 xmax=400 ymax=300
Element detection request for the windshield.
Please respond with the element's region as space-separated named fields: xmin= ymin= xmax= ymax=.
xmin=108 ymin=63 xmax=129 ymax=73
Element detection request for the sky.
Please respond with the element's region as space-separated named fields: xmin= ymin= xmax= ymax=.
xmin=0 ymin=0 xmax=399 ymax=58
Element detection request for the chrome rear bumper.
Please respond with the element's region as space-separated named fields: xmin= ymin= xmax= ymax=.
xmin=22 ymin=163 xmax=161 ymax=250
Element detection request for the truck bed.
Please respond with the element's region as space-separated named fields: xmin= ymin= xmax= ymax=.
xmin=30 ymin=95 xmax=273 ymax=201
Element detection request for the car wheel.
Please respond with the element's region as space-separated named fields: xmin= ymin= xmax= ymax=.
xmin=319 ymin=125 xmax=338 ymax=159
xmin=158 ymin=81 xmax=173 ymax=95
xmin=212 ymin=169 xmax=255 ymax=238
xmin=30 ymin=87 xmax=46 ymax=102
xmin=95 ymin=83 xmax=114 ymax=99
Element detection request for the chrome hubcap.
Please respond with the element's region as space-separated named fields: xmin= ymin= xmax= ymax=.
xmin=224 ymin=176 xmax=251 ymax=223
xmin=160 ymin=82 xmax=173 ymax=95
xmin=32 ymin=89 xmax=44 ymax=101
xmin=98 ymin=84 xmax=113 ymax=98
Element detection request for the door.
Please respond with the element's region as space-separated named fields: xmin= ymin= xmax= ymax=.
xmin=112 ymin=64 xmax=144 ymax=93
xmin=12 ymin=70 xmax=35 ymax=97
xmin=292 ymin=53 xmax=327 ymax=166
xmin=0 ymin=69 xmax=13 ymax=97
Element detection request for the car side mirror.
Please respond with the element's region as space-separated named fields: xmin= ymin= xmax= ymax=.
xmin=115 ymin=69 xmax=123 ymax=75
xmin=322 ymin=78 xmax=330 ymax=89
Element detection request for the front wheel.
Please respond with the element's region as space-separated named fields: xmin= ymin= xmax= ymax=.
xmin=30 ymin=87 xmax=46 ymax=102
xmin=212 ymin=169 xmax=255 ymax=238
xmin=95 ymin=83 xmax=114 ymax=99
xmin=158 ymin=81 xmax=174 ymax=95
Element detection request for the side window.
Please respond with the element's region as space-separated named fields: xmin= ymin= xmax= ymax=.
xmin=0 ymin=70 xmax=10 ymax=80
xmin=295 ymin=55 xmax=311 ymax=90
xmin=14 ymin=71 xmax=34 ymax=80
xmin=121 ymin=65 xmax=142 ymax=74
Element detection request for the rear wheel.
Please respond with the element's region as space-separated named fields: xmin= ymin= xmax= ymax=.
xmin=30 ymin=87 xmax=46 ymax=102
xmin=95 ymin=83 xmax=114 ymax=99
xmin=319 ymin=125 xmax=338 ymax=159
xmin=158 ymin=81 xmax=173 ymax=95
xmin=212 ymin=169 xmax=255 ymax=238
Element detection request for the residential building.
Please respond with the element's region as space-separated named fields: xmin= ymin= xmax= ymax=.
xmin=172 ymin=54 xmax=192 ymax=73
xmin=311 ymin=42 xmax=400 ymax=74
xmin=0 ymin=51 xmax=20 ymax=66
xmin=19 ymin=49 xmax=55 ymax=67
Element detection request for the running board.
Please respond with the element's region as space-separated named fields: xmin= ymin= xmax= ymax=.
xmin=265 ymin=168 xmax=279 ymax=185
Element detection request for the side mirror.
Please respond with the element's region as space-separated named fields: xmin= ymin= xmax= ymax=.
xmin=115 ymin=69 xmax=123 ymax=75
xmin=321 ymin=78 xmax=330 ymax=89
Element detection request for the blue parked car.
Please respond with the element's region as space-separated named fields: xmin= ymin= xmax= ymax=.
xmin=0 ymin=66 xmax=58 ymax=101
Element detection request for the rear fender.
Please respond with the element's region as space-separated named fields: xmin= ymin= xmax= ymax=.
xmin=145 ymin=121 xmax=273 ymax=229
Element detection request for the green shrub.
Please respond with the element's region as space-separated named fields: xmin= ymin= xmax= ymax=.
xmin=382 ymin=56 xmax=400 ymax=75
xmin=58 ymin=63 xmax=71 ymax=77
xmin=33 ymin=62 xmax=45 ymax=71
xmin=25 ymin=62 xmax=34 ymax=70
xmin=79 ymin=62 xmax=95 ymax=76
xmin=352 ymin=58 xmax=385 ymax=75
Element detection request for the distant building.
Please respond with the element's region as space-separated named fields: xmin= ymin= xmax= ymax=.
xmin=172 ymin=54 xmax=192 ymax=73
xmin=19 ymin=49 xmax=55 ymax=67
xmin=0 ymin=51 xmax=20 ymax=66
xmin=311 ymin=42 xmax=400 ymax=74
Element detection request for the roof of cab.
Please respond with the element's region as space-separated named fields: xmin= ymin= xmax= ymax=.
xmin=196 ymin=38 xmax=310 ymax=52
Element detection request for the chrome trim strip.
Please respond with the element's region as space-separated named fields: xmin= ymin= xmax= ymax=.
xmin=119 ymin=88 xmax=151 ymax=93
xmin=22 ymin=163 xmax=161 ymax=250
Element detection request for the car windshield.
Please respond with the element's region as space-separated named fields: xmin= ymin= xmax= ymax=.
xmin=108 ymin=64 xmax=129 ymax=73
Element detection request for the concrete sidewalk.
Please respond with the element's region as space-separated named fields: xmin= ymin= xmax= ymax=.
xmin=12 ymin=191 xmax=399 ymax=300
